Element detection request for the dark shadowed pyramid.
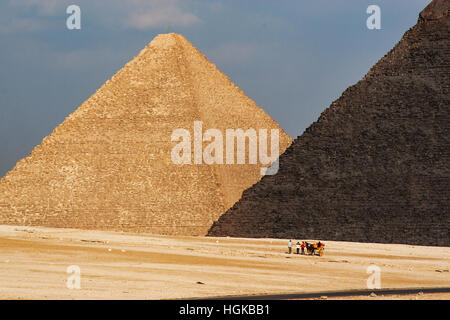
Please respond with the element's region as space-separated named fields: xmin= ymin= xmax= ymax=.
xmin=209 ymin=0 xmax=450 ymax=246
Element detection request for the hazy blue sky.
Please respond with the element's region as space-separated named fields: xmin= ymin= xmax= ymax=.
xmin=0 ymin=0 xmax=430 ymax=177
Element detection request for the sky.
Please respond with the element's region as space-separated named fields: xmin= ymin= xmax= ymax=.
xmin=0 ymin=0 xmax=431 ymax=178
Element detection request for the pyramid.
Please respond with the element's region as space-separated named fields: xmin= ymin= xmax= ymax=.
xmin=208 ymin=0 xmax=450 ymax=246
xmin=0 ymin=33 xmax=292 ymax=235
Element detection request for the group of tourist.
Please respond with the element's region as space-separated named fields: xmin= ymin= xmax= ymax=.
xmin=287 ymin=239 xmax=305 ymax=255
xmin=287 ymin=239 xmax=324 ymax=255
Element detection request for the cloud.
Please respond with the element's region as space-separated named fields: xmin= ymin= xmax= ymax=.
xmin=0 ymin=17 xmax=48 ymax=34
xmin=0 ymin=0 xmax=61 ymax=34
xmin=9 ymin=0 xmax=62 ymax=16
xmin=124 ymin=0 xmax=201 ymax=29
xmin=1 ymin=0 xmax=201 ymax=34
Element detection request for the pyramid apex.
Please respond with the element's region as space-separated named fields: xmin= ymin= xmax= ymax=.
xmin=419 ymin=0 xmax=450 ymax=21
xmin=154 ymin=32 xmax=183 ymax=39
xmin=147 ymin=33 xmax=188 ymax=49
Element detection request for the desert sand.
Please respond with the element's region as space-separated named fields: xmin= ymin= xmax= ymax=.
xmin=0 ymin=225 xmax=448 ymax=300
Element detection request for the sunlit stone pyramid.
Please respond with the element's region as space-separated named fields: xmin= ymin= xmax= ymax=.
xmin=0 ymin=33 xmax=292 ymax=235
xmin=209 ymin=0 xmax=450 ymax=246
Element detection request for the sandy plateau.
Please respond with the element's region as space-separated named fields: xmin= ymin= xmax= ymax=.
xmin=0 ymin=225 xmax=448 ymax=300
